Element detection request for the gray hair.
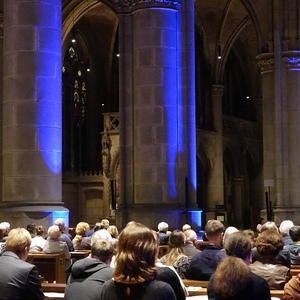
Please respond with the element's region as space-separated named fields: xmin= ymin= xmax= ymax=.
xmin=158 ymin=222 xmax=168 ymax=232
xmin=91 ymin=229 xmax=112 ymax=245
xmin=279 ymin=220 xmax=294 ymax=236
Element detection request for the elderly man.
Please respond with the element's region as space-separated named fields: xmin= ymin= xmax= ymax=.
xmin=157 ymin=222 xmax=170 ymax=245
xmin=0 ymin=228 xmax=44 ymax=300
xmin=183 ymin=229 xmax=201 ymax=257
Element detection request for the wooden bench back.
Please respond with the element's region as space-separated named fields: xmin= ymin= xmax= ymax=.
xmin=27 ymin=252 xmax=66 ymax=283
xmin=158 ymin=245 xmax=169 ymax=258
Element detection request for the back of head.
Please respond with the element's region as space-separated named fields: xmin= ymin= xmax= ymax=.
xmin=0 ymin=222 xmax=10 ymax=232
xmin=289 ymin=225 xmax=300 ymax=242
xmin=224 ymin=231 xmax=252 ymax=260
xmin=54 ymin=218 xmax=66 ymax=232
xmin=48 ymin=225 xmax=61 ymax=239
xmin=100 ymin=219 xmax=110 ymax=230
xmin=169 ymin=230 xmax=185 ymax=249
xmin=114 ymin=222 xmax=158 ymax=283
xmin=91 ymin=229 xmax=112 ymax=245
xmin=279 ymin=220 xmax=294 ymax=236
xmin=214 ymin=231 xmax=252 ymax=297
xmin=36 ymin=225 xmax=46 ymax=237
xmin=184 ymin=229 xmax=197 ymax=243
xmin=6 ymin=227 xmax=31 ymax=255
xmin=91 ymin=239 xmax=114 ymax=263
xmin=182 ymin=224 xmax=191 ymax=232
xmin=256 ymin=230 xmax=284 ymax=257
xmin=205 ymin=220 xmax=225 ymax=240
xmin=158 ymin=222 xmax=168 ymax=233
xmin=223 ymin=226 xmax=239 ymax=244
xmin=107 ymin=225 xmax=119 ymax=239
xmin=260 ymin=221 xmax=278 ymax=233
xmin=75 ymin=222 xmax=90 ymax=236
xmin=26 ymin=222 xmax=36 ymax=235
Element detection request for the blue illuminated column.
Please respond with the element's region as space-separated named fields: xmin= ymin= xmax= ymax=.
xmin=2 ymin=1 xmax=63 ymax=209
xmin=117 ymin=0 xmax=196 ymax=228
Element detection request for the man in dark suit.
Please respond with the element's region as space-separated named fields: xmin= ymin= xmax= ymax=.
xmin=0 ymin=227 xmax=44 ymax=300
xmin=183 ymin=229 xmax=201 ymax=257
xmin=64 ymin=239 xmax=114 ymax=300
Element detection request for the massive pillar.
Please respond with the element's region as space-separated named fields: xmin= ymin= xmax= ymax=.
xmin=257 ymin=0 xmax=300 ymax=224
xmin=116 ymin=0 xmax=197 ymax=230
xmin=1 ymin=0 xmax=67 ymax=227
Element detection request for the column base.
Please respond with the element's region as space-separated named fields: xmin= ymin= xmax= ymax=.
xmin=0 ymin=202 xmax=69 ymax=229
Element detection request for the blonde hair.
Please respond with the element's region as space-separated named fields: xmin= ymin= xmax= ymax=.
xmin=165 ymin=230 xmax=186 ymax=268
xmin=6 ymin=228 xmax=31 ymax=255
xmin=73 ymin=222 xmax=90 ymax=247
xmin=107 ymin=225 xmax=119 ymax=239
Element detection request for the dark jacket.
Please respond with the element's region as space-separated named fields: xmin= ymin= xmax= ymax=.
xmin=187 ymin=244 xmax=222 ymax=280
xmin=0 ymin=251 xmax=44 ymax=300
xmin=65 ymin=257 xmax=113 ymax=300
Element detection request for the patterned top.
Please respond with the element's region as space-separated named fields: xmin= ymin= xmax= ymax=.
xmin=160 ymin=254 xmax=191 ymax=279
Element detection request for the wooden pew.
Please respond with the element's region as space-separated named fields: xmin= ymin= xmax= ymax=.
xmin=270 ymin=289 xmax=284 ymax=300
xmin=42 ymin=283 xmax=66 ymax=293
xmin=70 ymin=250 xmax=91 ymax=260
xmin=26 ymin=252 xmax=66 ymax=283
xmin=158 ymin=245 xmax=169 ymax=258
xmin=182 ymin=279 xmax=209 ymax=288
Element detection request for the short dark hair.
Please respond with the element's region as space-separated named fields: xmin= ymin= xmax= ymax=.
xmin=289 ymin=226 xmax=300 ymax=242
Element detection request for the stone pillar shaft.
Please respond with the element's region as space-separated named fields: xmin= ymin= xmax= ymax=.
xmin=3 ymin=0 xmax=62 ymax=204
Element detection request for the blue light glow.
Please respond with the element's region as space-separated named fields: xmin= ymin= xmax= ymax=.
xmin=52 ymin=211 xmax=69 ymax=228
xmin=189 ymin=210 xmax=203 ymax=237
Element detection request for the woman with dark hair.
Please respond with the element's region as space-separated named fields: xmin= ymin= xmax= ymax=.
xmin=207 ymin=231 xmax=271 ymax=300
xmin=160 ymin=229 xmax=191 ymax=279
xmin=100 ymin=222 xmax=176 ymax=300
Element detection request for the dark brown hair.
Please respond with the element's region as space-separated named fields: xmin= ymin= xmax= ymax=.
xmin=256 ymin=230 xmax=284 ymax=257
xmin=113 ymin=222 xmax=158 ymax=283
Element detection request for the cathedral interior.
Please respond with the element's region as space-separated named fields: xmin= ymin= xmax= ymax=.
xmin=0 ymin=0 xmax=299 ymax=233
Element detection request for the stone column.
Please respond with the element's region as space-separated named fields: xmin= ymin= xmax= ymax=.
xmin=232 ymin=177 xmax=243 ymax=227
xmin=116 ymin=0 xmax=196 ymax=229
xmin=205 ymin=85 xmax=224 ymax=220
xmin=257 ymin=0 xmax=300 ymax=224
xmin=1 ymin=0 xmax=66 ymax=227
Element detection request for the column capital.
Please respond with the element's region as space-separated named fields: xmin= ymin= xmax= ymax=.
xmin=114 ymin=0 xmax=181 ymax=13
xmin=257 ymin=51 xmax=300 ymax=73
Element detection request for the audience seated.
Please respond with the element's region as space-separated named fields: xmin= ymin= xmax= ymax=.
xmin=160 ymin=229 xmax=191 ymax=279
xmin=279 ymin=220 xmax=294 ymax=246
xmin=29 ymin=225 xmax=47 ymax=252
xmin=0 ymin=222 xmax=10 ymax=242
xmin=256 ymin=217 xmax=265 ymax=233
xmin=284 ymin=273 xmax=300 ymax=300
xmin=249 ymin=230 xmax=292 ymax=289
xmin=182 ymin=224 xmax=191 ymax=232
xmin=0 ymin=227 xmax=44 ymax=300
xmin=100 ymin=222 xmax=177 ymax=300
xmin=215 ymin=226 xmax=239 ymax=261
xmin=86 ymin=222 xmax=104 ymax=237
xmin=72 ymin=222 xmax=91 ymax=250
xmin=285 ymin=225 xmax=300 ymax=264
xmin=157 ymin=222 xmax=170 ymax=245
xmin=54 ymin=218 xmax=74 ymax=252
xmin=43 ymin=225 xmax=73 ymax=271
xmin=243 ymin=229 xmax=256 ymax=248
xmin=207 ymin=231 xmax=271 ymax=300
xmin=64 ymin=239 xmax=114 ymax=300
xmin=100 ymin=219 xmax=110 ymax=230
xmin=187 ymin=219 xmax=224 ymax=280
xmin=183 ymin=229 xmax=201 ymax=257
xmin=252 ymin=221 xmax=291 ymax=268
xmin=26 ymin=222 xmax=36 ymax=238
xmin=0 ymin=228 xmax=6 ymax=255
xmin=107 ymin=225 xmax=119 ymax=248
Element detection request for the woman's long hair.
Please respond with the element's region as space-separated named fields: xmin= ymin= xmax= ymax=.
xmin=73 ymin=222 xmax=90 ymax=247
xmin=213 ymin=231 xmax=252 ymax=298
xmin=165 ymin=229 xmax=185 ymax=268
xmin=113 ymin=222 xmax=158 ymax=283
